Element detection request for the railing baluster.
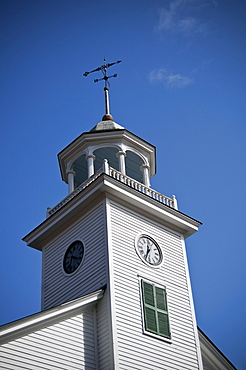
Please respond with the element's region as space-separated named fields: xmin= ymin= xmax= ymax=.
xmin=48 ymin=165 xmax=177 ymax=216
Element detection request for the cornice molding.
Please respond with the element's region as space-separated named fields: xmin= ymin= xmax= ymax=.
xmin=23 ymin=173 xmax=201 ymax=250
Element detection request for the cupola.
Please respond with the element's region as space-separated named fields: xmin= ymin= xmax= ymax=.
xmin=58 ymin=120 xmax=156 ymax=194
xmin=58 ymin=60 xmax=156 ymax=194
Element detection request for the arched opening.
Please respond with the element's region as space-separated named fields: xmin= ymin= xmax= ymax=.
xmin=73 ymin=154 xmax=88 ymax=189
xmin=94 ymin=147 xmax=119 ymax=172
xmin=125 ymin=150 xmax=143 ymax=183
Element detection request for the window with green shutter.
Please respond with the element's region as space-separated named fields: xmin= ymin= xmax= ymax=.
xmin=141 ymin=280 xmax=171 ymax=339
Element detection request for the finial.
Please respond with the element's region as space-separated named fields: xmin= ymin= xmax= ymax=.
xmin=83 ymin=59 xmax=122 ymax=121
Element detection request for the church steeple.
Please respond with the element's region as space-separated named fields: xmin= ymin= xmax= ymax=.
xmin=22 ymin=73 xmax=203 ymax=367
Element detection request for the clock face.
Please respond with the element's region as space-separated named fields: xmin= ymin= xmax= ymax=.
xmin=63 ymin=241 xmax=84 ymax=274
xmin=136 ymin=235 xmax=163 ymax=267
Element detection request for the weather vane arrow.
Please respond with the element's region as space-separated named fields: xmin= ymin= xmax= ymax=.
xmin=83 ymin=59 xmax=122 ymax=120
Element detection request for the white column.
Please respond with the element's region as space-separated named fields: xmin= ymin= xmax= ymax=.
xmin=141 ymin=164 xmax=150 ymax=188
xmin=172 ymin=195 xmax=178 ymax=210
xmin=116 ymin=151 xmax=126 ymax=175
xmin=67 ymin=170 xmax=76 ymax=194
xmin=86 ymin=155 xmax=95 ymax=178
xmin=102 ymin=159 xmax=109 ymax=175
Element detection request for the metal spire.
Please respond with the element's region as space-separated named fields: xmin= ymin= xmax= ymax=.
xmin=83 ymin=59 xmax=121 ymax=121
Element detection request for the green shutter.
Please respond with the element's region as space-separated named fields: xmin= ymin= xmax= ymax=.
xmin=158 ymin=312 xmax=170 ymax=338
xmin=145 ymin=307 xmax=157 ymax=332
xmin=156 ymin=287 xmax=167 ymax=311
xmin=142 ymin=281 xmax=155 ymax=307
xmin=141 ymin=280 xmax=171 ymax=339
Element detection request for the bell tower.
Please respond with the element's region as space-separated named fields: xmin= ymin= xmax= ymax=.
xmin=23 ymin=62 xmax=203 ymax=369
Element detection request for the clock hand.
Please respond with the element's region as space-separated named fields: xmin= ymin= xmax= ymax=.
xmin=145 ymin=245 xmax=151 ymax=259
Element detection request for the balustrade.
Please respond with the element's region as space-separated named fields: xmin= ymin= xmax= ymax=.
xmin=47 ymin=164 xmax=177 ymax=217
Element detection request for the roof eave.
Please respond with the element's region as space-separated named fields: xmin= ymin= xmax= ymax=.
xmin=0 ymin=288 xmax=105 ymax=345
xmin=23 ymin=173 xmax=201 ymax=250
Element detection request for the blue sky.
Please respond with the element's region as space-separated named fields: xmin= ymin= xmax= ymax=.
xmin=0 ymin=0 xmax=245 ymax=368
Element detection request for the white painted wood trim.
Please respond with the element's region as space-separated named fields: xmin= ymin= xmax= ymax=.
xmin=23 ymin=174 xmax=201 ymax=250
xmin=105 ymin=198 xmax=119 ymax=369
xmin=41 ymin=245 xmax=45 ymax=311
xmin=104 ymin=177 xmax=200 ymax=237
xmin=181 ymin=236 xmax=204 ymax=370
xmin=0 ymin=289 xmax=104 ymax=345
xmin=93 ymin=307 xmax=99 ymax=370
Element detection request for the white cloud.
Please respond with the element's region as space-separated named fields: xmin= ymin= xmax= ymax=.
xmin=157 ymin=0 xmax=212 ymax=36
xmin=149 ymin=69 xmax=193 ymax=88
xmin=179 ymin=17 xmax=197 ymax=32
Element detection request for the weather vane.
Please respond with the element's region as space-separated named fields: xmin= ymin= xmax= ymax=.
xmin=83 ymin=59 xmax=122 ymax=120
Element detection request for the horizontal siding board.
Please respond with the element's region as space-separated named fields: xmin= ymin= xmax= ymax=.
xmin=0 ymin=357 xmax=53 ymax=370
xmin=109 ymin=200 xmax=199 ymax=370
xmin=0 ymin=312 xmax=96 ymax=370
xmin=45 ymin=228 xmax=104 ymax=268
xmin=43 ymin=203 xmax=107 ymax=310
xmin=116 ymin=325 xmax=196 ymax=358
xmin=6 ymin=331 xmax=85 ymax=353
xmin=0 ymin=353 xmax=82 ymax=370
xmin=44 ymin=267 xmax=106 ymax=308
xmin=6 ymin=339 xmax=82 ymax=361
xmin=0 ymin=346 xmax=85 ymax=369
xmin=43 ymin=272 xmax=106 ymax=307
xmin=117 ymin=346 xmax=198 ymax=370
xmin=117 ymin=342 xmax=199 ymax=366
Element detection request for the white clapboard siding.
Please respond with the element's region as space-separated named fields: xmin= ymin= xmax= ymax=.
xmin=97 ymin=289 xmax=113 ymax=370
xmin=43 ymin=203 xmax=107 ymax=310
xmin=0 ymin=312 xmax=96 ymax=370
xmin=109 ymin=200 xmax=200 ymax=370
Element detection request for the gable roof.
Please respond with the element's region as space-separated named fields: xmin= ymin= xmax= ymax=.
xmin=0 ymin=288 xmax=105 ymax=344
xmin=198 ymin=327 xmax=237 ymax=370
